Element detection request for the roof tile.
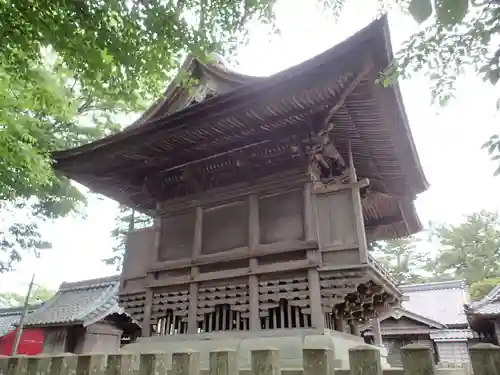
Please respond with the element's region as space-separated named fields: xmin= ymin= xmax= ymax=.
xmin=468 ymin=285 xmax=500 ymax=315
xmin=23 ymin=276 xmax=122 ymax=327
xmin=0 ymin=305 xmax=41 ymax=336
xmin=400 ymin=280 xmax=469 ymax=326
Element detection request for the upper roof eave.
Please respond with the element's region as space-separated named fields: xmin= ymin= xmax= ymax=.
xmin=52 ymin=16 xmax=428 ymax=198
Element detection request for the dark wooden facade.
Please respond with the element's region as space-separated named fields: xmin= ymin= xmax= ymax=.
xmin=52 ymin=17 xmax=428 ymax=339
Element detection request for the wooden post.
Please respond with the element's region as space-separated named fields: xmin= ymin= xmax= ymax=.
xmin=188 ymin=207 xmax=203 ymax=333
xmin=334 ymin=312 xmax=348 ymax=333
xmin=371 ymin=317 xmax=382 ymax=346
xmin=172 ymin=351 xmax=201 ymax=375
xmin=347 ymin=140 xmax=368 ymax=264
xmin=305 ymin=183 xmax=324 ymax=330
xmin=348 ymin=345 xmax=382 ymax=375
xmin=142 ymin=289 xmax=154 ymax=337
xmin=209 ymin=350 xmax=238 ymax=375
xmin=251 ymin=349 xmax=280 ymax=375
xmin=401 ymin=344 xmax=435 ymax=375
xmin=249 ymin=194 xmax=260 ymax=331
xmin=12 ymin=274 xmax=35 ymax=355
xmin=307 ymin=250 xmax=324 ymax=330
xmin=143 ymin=204 xmax=163 ymax=337
xmin=469 ymin=343 xmax=500 ymax=375
xmin=349 ymin=321 xmax=360 ymax=336
xmin=249 ymin=258 xmax=260 ymax=331
xmin=303 ymin=349 xmax=334 ymax=375
xmin=303 ymin=182 xmax=316 ymax=242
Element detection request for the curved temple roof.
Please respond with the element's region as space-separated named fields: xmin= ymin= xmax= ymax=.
xmin=22 ymin=276 xmax=139 ymax=329
xmin=0 ymin=305 xmax=41 ymax=337
xmin=52 ymin=16 xmax=428 ymax=238
xmin=467 ymin=285 xmax=500 ymax=316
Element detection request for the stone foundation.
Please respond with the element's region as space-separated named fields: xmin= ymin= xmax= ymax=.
xmin=120 ymin=329 xmax=389 ymax=369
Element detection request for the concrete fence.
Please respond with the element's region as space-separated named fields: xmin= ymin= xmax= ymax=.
xmin=0 ymin=343 xmax=499 ymax=375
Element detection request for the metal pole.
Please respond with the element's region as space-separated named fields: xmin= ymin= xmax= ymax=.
xmin=11 ymin=273 xmax=35 ymax=355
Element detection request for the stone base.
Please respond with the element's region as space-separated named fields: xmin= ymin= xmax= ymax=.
xmin=120 ymin=329 xmax=389 ymax=369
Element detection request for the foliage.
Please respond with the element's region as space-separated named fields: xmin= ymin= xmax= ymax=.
xmin=0 ymin=284 xmax=55 ymax=307
xmin=427 ymin=210 xmax=500 ymax=285
xmin=369 ymin=237 xmax=431 ymax=284
xmin=0 ymin=0 xmax=280 ymax=271
xmin=469 ymin=276 xmax=500 ymax=301
xmin=104 ymin=205 xmax=153 ymax=270
xmin=0 ymin=61 xmax=121 ymax=272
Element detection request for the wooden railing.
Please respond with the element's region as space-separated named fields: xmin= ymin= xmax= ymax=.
xmin=1 ymin=343 xmax=499 ymax=375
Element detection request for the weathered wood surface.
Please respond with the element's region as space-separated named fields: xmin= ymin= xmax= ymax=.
xmin=2 ymin=343 xmax=493 ymax=375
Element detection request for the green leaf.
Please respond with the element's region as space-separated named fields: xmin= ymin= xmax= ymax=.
xmin=434 ymin=0 xmax=469 ymax=26
xmin=494 ymin=164 xmax=500 ymax=177
xmin=409 ymin=0 xmax=433 ymax=24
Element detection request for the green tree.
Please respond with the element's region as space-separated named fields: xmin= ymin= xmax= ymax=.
xmin=0 ymin=0 xmax=278 ymax=271
xmin=427 ymin=210 xmax=500 ymax=285
xmin=0 ymin=284 xmax=55 ymax=307
xmin=469 ymin=276 xmax=500 ymax=301
xmin=104 ymin=206 xmax=153 ymax=270
xmin=369 ymin=237 xmax=431 ymax=284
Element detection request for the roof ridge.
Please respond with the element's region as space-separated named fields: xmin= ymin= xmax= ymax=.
xmin=400 ymin=280 xmax=466 ymax=292
xmin=59 ymin=275 xmax=120 ymax=291
xmin=0 ymin=304 xmax=41 ymax=315
xmin=470 ymin=284 xmax=500 ymax=310
xmin=396 ymin=308 xmax=446 ymax=329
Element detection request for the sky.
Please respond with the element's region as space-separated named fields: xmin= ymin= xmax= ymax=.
xmin=1 ymin=0 xmax=500 ymax=294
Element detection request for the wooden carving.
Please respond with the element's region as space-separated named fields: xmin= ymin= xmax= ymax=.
xmin=319 ymin=270 xmax=393 ymax=324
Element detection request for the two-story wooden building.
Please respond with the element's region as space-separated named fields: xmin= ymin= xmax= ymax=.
xmin=51 ymin=16 xmax=428 ymax=368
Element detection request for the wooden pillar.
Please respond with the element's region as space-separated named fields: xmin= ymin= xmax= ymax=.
xmin=143 ymin=205 xmax=162 ymax=337
xmin=350 ymin=321 xmax=360 ymax=336
xmin=334 ymin=312 xmax=348 ymax=333
xmin=372 ymin=316 xmax=383 ymax=346
xmin=142 ymin=289 xmax=153 ymax=337
xmin=304 ymin=183 xmax=324 ymax=330
xmin=303 ymin=182 xmax=316 ymax=242
xmin=348 ymin=140 xmax=369 ymax=263
xmin=188 ymin=207 xmax=203 ymax=333
xmin=248 ymin=194 xmax=260 ymax=331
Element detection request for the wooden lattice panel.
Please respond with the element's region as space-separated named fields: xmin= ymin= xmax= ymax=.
xmin=152 ymin=290 xmax=189 ymax=320
xmin=119 ymin=292 xmax=146 ymax=322
xmin=259 ymin=277 xmax=311 ymax=328
xmin=197 ymin=283 xmax=249 ymax=319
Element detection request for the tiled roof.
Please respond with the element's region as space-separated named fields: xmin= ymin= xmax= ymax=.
xmin=430 ymin=329 xmax=473 ymax=341
xmin=23 ymin=275 xmax=130 ymax=327
xmin=399 ymin=280 xmax=470 ymax=326
xmin=0 ymin=305 xmax=41 ymax=337
xmin=467 ymin=285 xmax=500 ymax=315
